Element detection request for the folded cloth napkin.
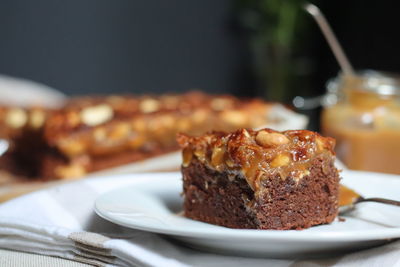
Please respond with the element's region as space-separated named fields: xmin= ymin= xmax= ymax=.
xmin=0 ymin=173 xmax=399 ymax=267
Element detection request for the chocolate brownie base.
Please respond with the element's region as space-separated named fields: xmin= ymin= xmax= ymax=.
xmin=183 ymin=158 xmax=257 ymax=229
xmin=183 ymin=156 xmax=339 ymax=230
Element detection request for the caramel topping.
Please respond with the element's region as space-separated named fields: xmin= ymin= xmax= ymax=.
xmin=211 ymin=146 xmax=226 ymax=171
xmin=338 ymin=185 xmax=360 ymax=206
xmin=270 ymin=154 xmax=290 ymax=168
xmin=57 ymin=138 xmax=87 ymax=156
xmin=211 ymin=98 xmax=234 ymax=111
xmin=182 ymin=147 xmax=193 ymax=167
xmin=178 ymin=128 xmax=336 ymax=191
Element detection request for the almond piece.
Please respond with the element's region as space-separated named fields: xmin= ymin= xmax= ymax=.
xmin=80 ymin=104 xmax=113 ymax=126
xmin=182 ymin=148 xmax=193 ymax=167
xmin=93 ymin=127 xmax=107 ymax=141
xmin=270 ymin=154 xmax=290 ymax=168
xmin=30 ymin=109 xmax=46 ymax=128
xmin=211 ymin=98 xmax=233 ymax=111
xmin=139 ymin=99 xmax=160 ymax=113
xmin=109 ymin=123 xmax=130 ymax=140
xmin=211 ymin=146 xmax=225 ymax=170
xmin=66 ymin=111 xmax=81 ymax=127
xmin=6 ymin=108 xmax=27 ymax=128
xmin=256 ymin=131 xmax=289 ymax=147
xmin=315 ymin=137 xmax=325 ymax=151
xmin=58 ymin=139 xmax=86 ymax=156
xmin=220 ymin=110 xmax=247 ymax=126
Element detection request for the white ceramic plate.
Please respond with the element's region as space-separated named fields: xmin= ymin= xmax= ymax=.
xmin=94 ymin=171 xmax=400 ymax=258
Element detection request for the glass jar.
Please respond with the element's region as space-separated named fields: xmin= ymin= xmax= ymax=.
xmin=321 ymin=70 xmax=400 ymax=174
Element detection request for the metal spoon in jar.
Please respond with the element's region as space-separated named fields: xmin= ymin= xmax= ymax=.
xmin=339 ymin=185 xmax=400 ymax=213
xmin=294 ymin=3 xmax=356 ymax=110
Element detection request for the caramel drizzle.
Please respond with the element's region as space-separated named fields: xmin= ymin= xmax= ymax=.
xmin=181 ymin=129 xmax=334 ymax=192
xmin=338 ymin=185 xmax=360 ymax=206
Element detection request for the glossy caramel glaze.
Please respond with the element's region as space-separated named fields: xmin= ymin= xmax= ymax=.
xmin=339 ymin=185 xmax=360 ymax=206
xmin=178 ymin=128 xmax=336 ymax=191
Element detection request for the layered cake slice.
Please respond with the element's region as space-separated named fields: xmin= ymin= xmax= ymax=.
xmin=178 ymin=128 xmax=339 ymax=230
xmin=0 ymin=91 xmax=306 ymax=180
xmin=39 ymin=92 xmax=284 ymax=179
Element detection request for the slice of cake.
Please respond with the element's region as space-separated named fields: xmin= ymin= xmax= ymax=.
xmin=178 ymin=128 xmax=339 ymax=230
xmin=39 ymin=92 xmax=281 ymax=179
xmin=0 ymin=91 xmax=307 ymax=180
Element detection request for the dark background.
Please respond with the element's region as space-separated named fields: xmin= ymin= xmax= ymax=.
xmin=0 ymin=0 xmax=399 ymax=98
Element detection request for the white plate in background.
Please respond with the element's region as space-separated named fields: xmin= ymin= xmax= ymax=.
xmin=0 ymin=74 xmax=66 ymax=108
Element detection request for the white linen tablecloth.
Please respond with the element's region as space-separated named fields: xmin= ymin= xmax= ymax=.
xmin=0 ymin=173 xmax=399 ymax=267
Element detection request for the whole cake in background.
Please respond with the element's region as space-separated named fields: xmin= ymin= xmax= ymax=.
xmin=0 ymin=91 xmax=307 ymax=180
xmin=178 ymin=128 xmax=339 ymax=230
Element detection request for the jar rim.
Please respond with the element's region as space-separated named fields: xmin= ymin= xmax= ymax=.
xmin=327 ymin=70 xmax=400 ymax=96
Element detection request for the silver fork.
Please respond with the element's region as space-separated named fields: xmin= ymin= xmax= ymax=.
xmin=340 ymin=185 xmax=400 ymax=214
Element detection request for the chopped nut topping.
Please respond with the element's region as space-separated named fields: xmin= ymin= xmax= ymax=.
xmin=192 ymin=110 xmax=208 ymax=124
xmin=93 ymin=127 xmax=107 ymax=141
xmin=127 ymin=135 xmax=145 ymax=149
xmin=256 ymin=131 xmax=289 ymax=147
xmin=58 ymin=138 xmax=86 ymax=156
xmin=316 ymin=137 xmax=325 ymax=152
xmin=132 ymin=119 xmax=146 ymax=132
xmin=193 ymin=148 xmax=206 ymax=162
xmin=159 ymin=115 xmax=175 ymax=128
xmin=178 ymin=128 xmax=336 ymax=191
xmin=220 ymin=110 xmax=247 ymax=126
xmin=211 ymin=98 xmax=233 ymax=111
xmin=242 ymin=129 xmax=251 ymax=138
xmin=66 ymin=111 xmax=81 ymax=127
xmin=6 ymin=108 xmax=27 ymax=128
xmin=211 ymin=146 xmax=225 ymax=170
xmin=177 ymin=118 xmax=191 ymax=131
xmin=162 ymin=96 xmax=179 ymax=109
xmin=139 ymin=99 xmax=160 ymax=113
xmin=270 ymin=154 xmax=290 ymax=168
xmin=182 ymin=147 xmax=193 ymax=167
xmin=109 ymin=123 xmax=131 ymax=140
xmin=80 ymin=104 xmax=113 ymax=126
xmin=29 ymin=109 xmax=46 ymax=129
xmin=42 ymin=92 xmax=279 ymax=164
xmin=225 ymin=158 xmax=235 ymax=168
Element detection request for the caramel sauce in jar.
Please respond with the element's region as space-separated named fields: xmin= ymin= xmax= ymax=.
xmin=322 ymin=71 xmax=400 ymax=174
